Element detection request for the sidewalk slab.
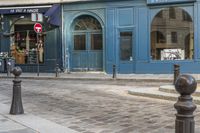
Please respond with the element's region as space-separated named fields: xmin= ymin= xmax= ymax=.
xmin=128 ymin=86 xmax=200 ymax=104
xmin=128 ymin=87 xmax=178 ymax=101
xmin=0 ymin=103 xmax=79 ymax=133
xmin=0 ymin=115 xmax=35 ymax=133
xmin=159 ymin=84 xmax=200 ymax=96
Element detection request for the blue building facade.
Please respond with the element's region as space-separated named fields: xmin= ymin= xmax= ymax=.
xmin=63 ymin=0 xmax=200 ymax=74
xmin=1 ymin=0 xmax=200 ymax=74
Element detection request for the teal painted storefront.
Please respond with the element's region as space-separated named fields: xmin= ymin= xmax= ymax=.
xmin=63 ymin=0 xmax=200 ymax=74
xmin=2 ymin=0 xmax=200 ymax=73
xmin=0 ymin=5 xmax=62 ymax=72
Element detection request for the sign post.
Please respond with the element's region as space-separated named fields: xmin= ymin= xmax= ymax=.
xmin=34 ymin=23 xmax=42 ymax=76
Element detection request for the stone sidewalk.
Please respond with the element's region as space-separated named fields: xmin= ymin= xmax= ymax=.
xmin=0 ymin=100 xmax=79 ymax=133
xmin=0 ymin=79 xmax=200 ymax=133
xmin=0 ymin=114 xmax=35 ymax=133
xmin=0 ymin=72 xmax=200 ymax=133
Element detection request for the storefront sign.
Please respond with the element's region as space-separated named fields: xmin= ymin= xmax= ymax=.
xmin=147 ymin=0 xmax=196 ymax=5
xmin=10 ymin=8 xmax=40 ymax=13
xmin=0 ymin=7 xmax=50 ymax=14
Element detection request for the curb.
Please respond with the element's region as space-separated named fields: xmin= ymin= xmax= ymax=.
xmin=128 ymin=90 xmax=200 ymax=105
xmin=128 ymin=90 xmax=178 ymax=102
xmin=159 ymin=85 xmax=200 ymax=97
xmin=0 ymin=76 xmax=173 ymax=83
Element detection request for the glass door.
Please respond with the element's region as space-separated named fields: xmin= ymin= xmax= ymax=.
xmin=118 ymin=31 xmax=134 ymax=73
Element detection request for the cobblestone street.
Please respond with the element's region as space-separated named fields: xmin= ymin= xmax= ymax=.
xmin=0 ymin=79 xmax=200 ymax=133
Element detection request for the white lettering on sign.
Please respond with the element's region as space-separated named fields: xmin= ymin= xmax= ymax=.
xmin=36 ymin=27 xmax=41 ymax=32
xmin=147 ymin=0 xmax=195 ymax=4
xmin=15 ymin=9 xmax=23 ymax=13
xmin=10 ymin=9 xmax=15 ymax=13
xmin=23 ymin=9 xmax=27 ymax=13
xmin=27 ymin=9 xmax=39 ymax=13
xmin=9 ymin=8 xmax=39 ymax=13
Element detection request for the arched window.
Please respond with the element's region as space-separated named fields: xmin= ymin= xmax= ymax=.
xmin=73 ymin=15 xmax=102 ymax=50
xmin=151 ymin=7 xmax=194 ymax=60
xmin=74 ymin=15 xmax=102 ymax=31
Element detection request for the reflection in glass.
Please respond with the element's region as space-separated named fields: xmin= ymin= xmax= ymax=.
xmin=91 ymin=34 xmax=102 ymax=50
xmin=73 ymin=15 xmax=102 ymax=51
xmin=74 ymin=15 xmax=102 ymax=31
xmin=151 ymin=7 xmax=194 ymax=60
xmin=120 ymin=32 xmax=132 ymax=61
xmin=11 ymin=24 xmax=44 ymax=64
xmin=74 ymin=35 xmax=86 ymax=50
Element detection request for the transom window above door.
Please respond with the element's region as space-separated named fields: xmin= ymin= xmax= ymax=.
xmin=73 ymin=15 xmax=103 ymax=51
xmin=74 ymin=15 xmax=102 ymax=31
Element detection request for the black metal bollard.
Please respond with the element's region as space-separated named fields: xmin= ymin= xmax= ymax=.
xmin=112 ymin=64 xmax=116 ymax=79
xmin=7 ymin=59 xmax=11 ymax=77
xmin=174 ymin=75 xmax=197 ymax=133
xmin=10 ymin=67 xmax=24 ymax=115
xmin=55 ymin=64 xmax=60 ymax=77
xmin=174 ymin=64 xmax=180 ymax=85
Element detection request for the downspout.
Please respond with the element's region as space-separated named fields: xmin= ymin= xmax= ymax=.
xmin=61 ymin=4 xmax=66 ymax=71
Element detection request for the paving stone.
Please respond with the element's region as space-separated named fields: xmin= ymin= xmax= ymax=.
xmin=0 ymin=79 xmax=199 ymax=133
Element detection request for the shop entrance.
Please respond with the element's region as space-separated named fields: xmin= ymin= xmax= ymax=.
xmin=71 ymin=15 xmax=103 ymax=71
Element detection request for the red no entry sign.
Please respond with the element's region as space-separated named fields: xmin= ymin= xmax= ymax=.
xmin=34 ymin=23 xmax=42 ymax=33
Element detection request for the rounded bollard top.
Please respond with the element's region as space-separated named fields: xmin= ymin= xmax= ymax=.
xmin=175 ymin=75 xmax=197 ymax=95
xmin=12 ymin=67 xmax=22 ymax=77
xmin=174 ymin=64 xmax=180 ymax=67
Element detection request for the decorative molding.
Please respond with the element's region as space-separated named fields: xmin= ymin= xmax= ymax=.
xmin=89 ymin=9 xmax=105 ymax=24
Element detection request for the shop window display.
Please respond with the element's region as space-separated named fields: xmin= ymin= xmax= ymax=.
xmin=10 ymin=24 xmax=44 ymax=64
xmin=151 ymin=7 xmax=194 ymax=60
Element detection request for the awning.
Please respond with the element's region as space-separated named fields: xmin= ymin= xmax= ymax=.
xmin=44 ymin=4 xmax=61 ymax=26
xmin=0 ymin=5 xmax=51 ymax=14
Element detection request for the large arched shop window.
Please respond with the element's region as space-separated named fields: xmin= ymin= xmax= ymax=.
xmin=151 ymin=7 xmax=194 ymax=60
xmin=73 ymin=15 xmax=102 ymax=50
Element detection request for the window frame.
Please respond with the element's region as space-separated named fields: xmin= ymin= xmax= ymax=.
xmin=118 ymin=29 xmax=134 ymax=62
xmin=150 ymin=7 xmax=194 ymax=61
xmin=12 ymin=23 xmax=45 ymax=65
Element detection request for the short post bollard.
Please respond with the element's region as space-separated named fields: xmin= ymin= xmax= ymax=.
xmin=7 ymin=60 xmax=11 ymax=77
xmin=174 ymin=64 xmax=180 ymax=85
xmin=10 ymin=66 xmax=24 ymax=115
xmin=55 ymin=64 xmax=60 ymax=77
xmin=112 ymin=64 xmax=116 ymax=79
xmin=174 ymin=75 xmax=197 ymax=133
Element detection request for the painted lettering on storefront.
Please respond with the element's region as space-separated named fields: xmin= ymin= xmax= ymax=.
xmin=147 ymin=0 xmax=195 ymax=5
xmin=9 ymin=8 xmax=39 ymax=13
